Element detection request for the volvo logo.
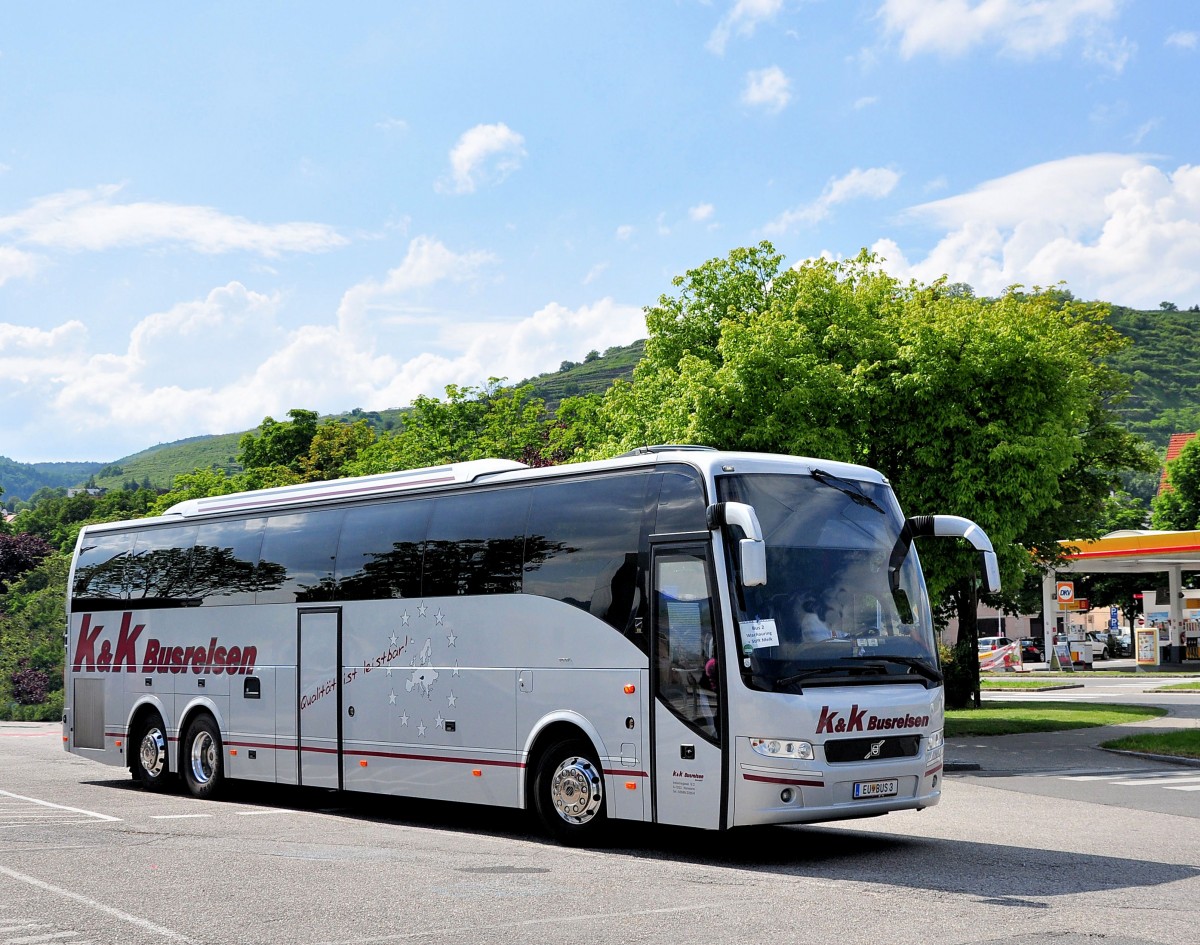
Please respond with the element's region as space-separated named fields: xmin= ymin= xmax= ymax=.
xmin=864 ymin=739 xmax=886 ymax=760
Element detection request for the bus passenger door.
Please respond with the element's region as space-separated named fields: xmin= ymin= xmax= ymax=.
xmin=650 ymin=544 xmax=724 ymax=829
xmin=298 ymin=608 xmax=342 ymax=790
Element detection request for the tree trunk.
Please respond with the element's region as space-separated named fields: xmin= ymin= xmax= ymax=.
xmin=952 ymin=579 xmax=982 ymax=708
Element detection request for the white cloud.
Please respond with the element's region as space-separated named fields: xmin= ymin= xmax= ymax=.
xmin=1165 ymin=30 xmax=1198 ymax=49
xmin=7 ymin=237 xmax=645 ymax=459
xmin=877 ymin=0 xmax=1122 ymax=60
xmin=0 ymin=245 xmax=42 ymax=286
xmin=437 ymin=123 xmax=527 ymax=195
xmin=764 ymin=166 xmax=901 ymax=234
xmin=615 ymin=224 xmax=635 ymax=241
xmin=853 ymin=95 xmax=879 ymax=110
xmin=375 ymin=117 xmax=409 ymax=132
xmin=689 ymin=203 xmax=716 ymax=222
xmin=707 ymin=0 xmax=784 ymax=55
xmin=335 ymin=236 xmax=496 ymax=335
xmin=741 ymin=66 xmax=792 ymax=113
xmin=583 ymin=262 xmax=609 ymax=285
xmin=0 ymin=185 xmax=347 ymax=257
xmin=876 ymin=155 xmax=1200 ymax=308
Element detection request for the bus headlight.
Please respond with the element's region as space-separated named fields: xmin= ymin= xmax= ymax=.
xmin=750 ymin=738 xmax=814 ymax=760
xmin=926 ymin=729 xmax=943 ymax=756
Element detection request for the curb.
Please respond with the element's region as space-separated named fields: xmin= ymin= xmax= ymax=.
xmin=1099 ymin=747 xmax=1200 ymax=768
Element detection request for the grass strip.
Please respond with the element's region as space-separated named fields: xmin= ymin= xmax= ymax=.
xmin=945 ymin=701 xmax=1166 ymax=737
xmin=980 ymin=679 xmax=1082 ymax=690
xmin=1101 ymin=729 xmax=1200 ymax=759
xmin=1148 ymin=681 xmax=1200 ymax=691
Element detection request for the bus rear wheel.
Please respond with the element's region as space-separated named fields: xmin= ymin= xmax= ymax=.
xmin=532 ymin=738 xmax=607 ymax=845
xmin=180 ymin=714 xmax=224 ymax=800
xmin=131 ymin=711 xmax=170 ymax=791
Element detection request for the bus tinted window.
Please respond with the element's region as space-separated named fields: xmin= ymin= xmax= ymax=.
xmin=336 ymin=501 xmax=429 ymax=600
xmin=128 ymin=525 xmax=198 ymax=607
xmin=524 ymin=474 xmax=648 ymax=632
xmin=653 ymin=470 xmax=708 ymax=534
xmin=258 ymin=509 xmax=344 ymax=604
xmin=423 ymin=488 xmax=531 ymax=596
xmin=73 ymin=531 xmax=135 ymax=609
xmin=191 ymin=518 xmax=270 ymax=606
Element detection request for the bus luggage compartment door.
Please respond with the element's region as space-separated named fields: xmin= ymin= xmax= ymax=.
xmin=298 ymin=609 xmax=342 ymax=790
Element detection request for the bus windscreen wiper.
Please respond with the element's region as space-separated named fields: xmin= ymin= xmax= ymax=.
xmin=810 ymin=468 xmax=886 ymax=514
xmin=771 ymin=663 xmax=887 ymax=690
xmin=845 ymin=654 xmax=943 ymax=683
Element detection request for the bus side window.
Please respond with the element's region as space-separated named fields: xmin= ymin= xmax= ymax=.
xmin=524 ymin=473 xmax=649 ymax=633
xmin=423 ymin=488 xmax=531 ymax=597
xmin=72 ymin=531 xmax=135 ymax=609
xmin=258 ymin=509 xmax=345 ymax=604
xmin=336 ymin=501 xmax=429 ymax=601
xmin=192 ymin=518 xmax=267 ymax=606
xmin=128 ymin=525 xmax=198 ymax=606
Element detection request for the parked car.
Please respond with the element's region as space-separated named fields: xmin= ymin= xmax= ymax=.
xmin=1018 ymin=637 xmax=1045 ymax=663
xmin=1085 ymin=630 xmax=1110 ymax=661
xmin=1109 ymin=631 xmax=1132 ymax=657
xmin=977 ymin=636 xmax=1012 ymax=653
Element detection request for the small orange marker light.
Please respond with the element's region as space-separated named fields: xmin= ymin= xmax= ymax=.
xmin=472 ymin=769 xmax=482 ymax=777
xmin=63 ymin=736 xmax=69 ymax=743
xmin=229 ymin=749 xmax=237 ymax=756
xmin=115 ymin=740 xmax=122 ymax=748
xmin=623 ymin=684 xmax=636 ymax=694
xmin=360 ymin=760 xmax=369 ymax=767
xmin=625 ymin=782 xmax=637 ymax=790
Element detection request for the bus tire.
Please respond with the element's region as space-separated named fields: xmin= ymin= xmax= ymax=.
xmin=131 ymin=711 xmax=171 ymax=791
xmin=180 ymin=714 xmax=224 ymax=800
xmin=532 ymin=737 xmax=607 ymax=846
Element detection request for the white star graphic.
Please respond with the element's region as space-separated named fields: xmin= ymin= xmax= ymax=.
xmin=385 ymin=666 xmax=393 ymax=677
xmin=401 ymin=611 xmax=410 ymax=626
xmin=390 ymin=630 xmax=398 ymax=646
xmin=453 ymin=661 xmax=461 ymax=677
xmin=388 ymin=689 xmax=396 ymax=705
xmin=447 ymin=691 xmax=457 ymax=707
xmin=435 ymin=714 xmax=445 ymax=729
xmin=399 ymin=712 xmax=409 ymax=726
xmin=446 ymin=630 xmax=457 ymax=647
xmin=434 ymin=610 xmax=444 ymax=625
xmin=417 ymin=602 xmax=428 ymax=618
xmin=417 ymin=722 xmax=427 ymax=737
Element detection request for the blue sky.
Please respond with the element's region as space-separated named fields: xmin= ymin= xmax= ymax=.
xmin=2 ymin=1 xmax=1198 ymax=462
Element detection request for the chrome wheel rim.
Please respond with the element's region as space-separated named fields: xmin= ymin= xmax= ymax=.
xmin=189 ymin=731 xmax=218 ymax=785
xmin=139 ymin=727 xmax=166 ymax=778
xmin=549 ymin=755 xmax=603 ymax=825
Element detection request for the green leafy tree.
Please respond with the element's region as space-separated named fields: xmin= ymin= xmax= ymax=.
xmin=350 ymin=380 xmax=555 ymax=474
xmin=238 ymin=409 xmax=320 ymax=474
xmin=300 ymin=419 xmax=377 ymax=482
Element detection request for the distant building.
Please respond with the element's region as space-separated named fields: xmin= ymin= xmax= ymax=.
xmin=1159 ymin=432 xmax=1197 ymax=496
xmin=66 ymin=487 xmax=106 ymax=498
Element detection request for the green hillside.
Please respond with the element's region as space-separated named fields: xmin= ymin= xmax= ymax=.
xmin=1106 ymin=306 xmax=1200 ymax=449
xmin=0 ymin=458 xmax=105 ymax=502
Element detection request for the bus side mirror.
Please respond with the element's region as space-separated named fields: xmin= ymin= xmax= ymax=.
xmin=707 ymin=501 xmax=767 ymax=588
xmin=739 ymin=538 xmax=767 ymax=587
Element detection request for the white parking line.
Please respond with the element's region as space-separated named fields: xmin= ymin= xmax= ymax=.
xmin=0 ymin=791 xmax=120 ymax=823
xmin=148 ymin=814 xmax=212 ymax=820
xmin=0 ymin=866 xmax=195 ymax=944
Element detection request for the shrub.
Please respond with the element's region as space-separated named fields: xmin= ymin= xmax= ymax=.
xmin=939 ymin=640 xmax=978 ymax=709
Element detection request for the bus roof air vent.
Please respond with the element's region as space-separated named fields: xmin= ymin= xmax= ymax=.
xmin=617 ymin=444 xmax=718 ymax=458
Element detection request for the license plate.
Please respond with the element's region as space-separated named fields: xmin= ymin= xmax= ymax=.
xmin=853 ymin=779 xmax=898 ymax=799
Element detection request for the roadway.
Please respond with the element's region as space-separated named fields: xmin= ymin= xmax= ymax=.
xmin=1 ymin=700 xmax=1198 ymax=945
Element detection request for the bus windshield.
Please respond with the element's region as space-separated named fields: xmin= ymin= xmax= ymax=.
xmin=716 ymin=472 xmax=938 ymax=692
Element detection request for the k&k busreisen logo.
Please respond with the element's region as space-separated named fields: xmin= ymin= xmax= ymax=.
xmin=815 ymin=703 xmax=930 ymax=735
xmin=71 ymin=612 xmax=258 ymax=676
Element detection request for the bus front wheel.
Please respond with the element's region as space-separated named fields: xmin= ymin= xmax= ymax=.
xmin=532 ymin=738 xmax=607 ymax=845
xmin=131 ymin=711 xmax=171 ymax=791
xmin=180 ymin=714 xmax=224 ymax=800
